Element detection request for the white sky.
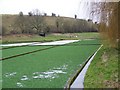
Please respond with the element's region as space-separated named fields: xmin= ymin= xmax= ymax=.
xmin=0 ymin=0 xmax=119 ymax=20
xmin=0 ymin=0 xmax=88 ymax=19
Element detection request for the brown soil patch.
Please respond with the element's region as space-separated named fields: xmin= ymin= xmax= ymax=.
xmin=104 ymin=80 xmax=119 ymax=88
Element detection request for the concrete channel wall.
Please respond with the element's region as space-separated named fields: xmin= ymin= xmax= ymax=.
xmin=68 ymin=45 xmax=103 ymax=89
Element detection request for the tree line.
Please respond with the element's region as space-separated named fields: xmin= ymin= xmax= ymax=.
xmin=2 ymin=9 xmax=98 ymax=36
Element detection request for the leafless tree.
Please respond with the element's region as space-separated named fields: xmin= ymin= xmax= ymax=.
xmin=19 ymin=11 xmax=23 ymax=16
xmin=75 ymin=15 xmax=77 ymax=19
xmin=29 ymin=9 xmax=45 ymax=33
xmin=14 ymin=11 xmax=27 ymax=34
xmin=28 ymin=12 xmax=33 ymax=16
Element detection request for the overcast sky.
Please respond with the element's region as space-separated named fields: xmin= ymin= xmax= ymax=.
xmin=0 ymin=0 xmax=119 ymax=20
xmin=0 ymin=0 xmax=86 ymax=18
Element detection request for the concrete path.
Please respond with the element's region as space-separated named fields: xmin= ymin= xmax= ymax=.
xmin=31 ymin=40 xmax=79 ymax=46
xmin=70 ymin=45 xmax=103 ymax=89
xmin=0 ymin=40 xmax=79 ymax=47
xmin=0 ymin=42 xmax=37 ymax=47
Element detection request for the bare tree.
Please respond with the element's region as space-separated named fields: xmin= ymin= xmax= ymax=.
xmin=14 ymin=11 xmax=27 ymax=34
xmin=56 ymin=17 xmax=64 ymax=33
xmin=28 ymin=12 xmax=33 ymax=16
xmin=75 ymin=15 xmax=77 ymax=19
xmin=19 ymin=11 xmax=23 ymax=16
xmin=29 ymin=9 xmax=45 ymax=34
xmin=52 ymin=13 xmax=56 ymax=17
xmin=44 ymin=13 xmax=47 ymax=16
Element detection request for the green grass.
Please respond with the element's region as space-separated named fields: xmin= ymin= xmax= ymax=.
xmin=2 ymin=39 xmax=101 ymax=59
xmin=2 ymin=34 xmax=63 ymax=44
xmin=67 ymin=39 xmax=101 ymax=46
xmin=84 ymin=46 xmax=119 ymax=88
xmin=2 ymin=40 xmax=100 ymax=88
xmin=2 ymin=46 xmax=52 ymax=58
xmin=2 ymin=33 xmax=99 ymax=44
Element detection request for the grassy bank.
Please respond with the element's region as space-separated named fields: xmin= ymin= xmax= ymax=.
xmin=1 ymin=33 xmax=99 ymax=44
xmin=84 ymin=46 xmax=119 ymax=88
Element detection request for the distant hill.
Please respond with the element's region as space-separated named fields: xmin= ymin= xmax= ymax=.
xmin=1 ymin=14 xmax=98 ymax=35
